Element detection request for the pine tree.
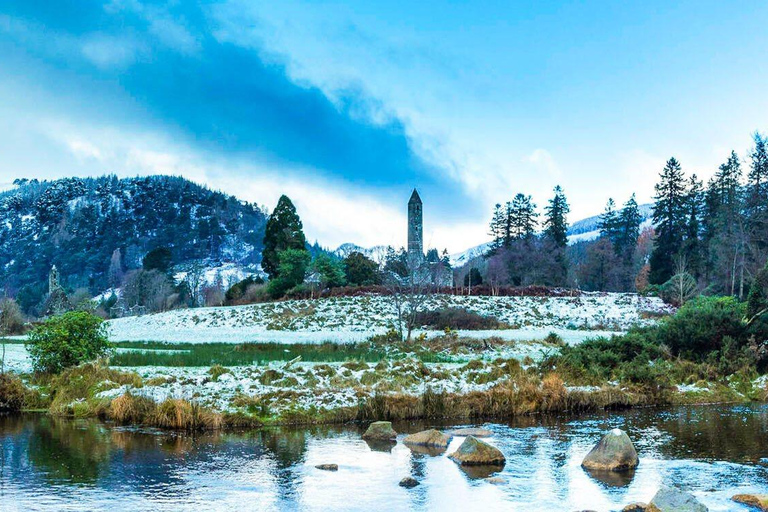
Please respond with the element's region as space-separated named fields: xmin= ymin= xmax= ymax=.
xmin=682 ymin=175 xmax=704 ymax=278
xmin=747 ymin=132 xmax=768 ymax=258
xmin=262 ymin=195 xmax=307 ymax=278
xmin=543 ymin=185 xmax=570 ymax=248
xmin=616 ymin=194 xmax=641 ymax=263
xmin=599 ymin=198 xmax=620 ymax=246
xmin=649 ymin=157 xmax=688 ymax=285
xmin=709 ymin=151 xmax=746 ymax=296
xmin=488 ymin=203 xmax=506 ymax=249
xmin=509 ymin=193 xmax=538 ymax=239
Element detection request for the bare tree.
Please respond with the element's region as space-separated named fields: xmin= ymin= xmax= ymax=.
xmin=383 ymin=257 xmax=436 ymax=341
xmin=664 ymin=255 xmax=699 ymax=306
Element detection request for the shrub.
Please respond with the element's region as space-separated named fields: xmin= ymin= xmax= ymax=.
xmin=655 ymin=296 xmax=747 ymax=359
xmin=26 ymin=311 xmax=113 ymax=374
xmin=0 ymin=373 xmax=26 ymax=411
xmin=413 ymin=308 xmax=507 ymax=330
xmin=0 ymin=298 xmax=25 ymax=335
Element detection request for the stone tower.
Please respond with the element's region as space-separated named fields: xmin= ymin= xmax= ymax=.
xmin=407 ymin=189 xmax=423 ymax=260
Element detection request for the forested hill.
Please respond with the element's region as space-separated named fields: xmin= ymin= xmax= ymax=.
xmin=0 ymin=176 xmax=268 ymax=304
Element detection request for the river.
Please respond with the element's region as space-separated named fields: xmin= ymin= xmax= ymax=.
xmin=2 ymin=404 xmax=768 ymax=511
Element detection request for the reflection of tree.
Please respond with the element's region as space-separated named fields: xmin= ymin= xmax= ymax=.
xmin=26 ymin=417 xmax=113 ymax=485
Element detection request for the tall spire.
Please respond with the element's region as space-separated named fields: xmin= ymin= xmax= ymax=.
xmin=407 ymin=189 xmax=423 ymax=260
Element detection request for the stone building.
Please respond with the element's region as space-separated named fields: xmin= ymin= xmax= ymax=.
xmin=407 ymin=189 xmax=423 ymax=262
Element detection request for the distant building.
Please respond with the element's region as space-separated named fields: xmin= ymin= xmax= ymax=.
xmin=407 ymin=189 xmax=423 ymax=261
xmin=44 ymin=265 xmax=71 ymax=316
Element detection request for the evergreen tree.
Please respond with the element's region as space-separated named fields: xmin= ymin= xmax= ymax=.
xmin=543 ymin=185 xmax=570 ymax=247
xmin=681 ymin=175 xmax=704 ymax=278
xmin=599 ymin=198 xmax=620 ymax=246
xmin=508 ymin=193 xmax=538 ymax=239
xmin=747 ymin=132 xmax=768 ymax=261
xmin=709 ymin=151 xmax=746 ymax=296
xmin=489 ymin=203 xmax=506 ymax=249
xmin=616 ymin=194 xmax=641 ymax=263
xmin=261 ymin=195 xmax=307 ymax=279
xmin=649 ymin=157 xmax=688 ymax=285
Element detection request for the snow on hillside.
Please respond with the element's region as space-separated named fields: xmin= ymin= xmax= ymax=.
xmin=449 ymin=242 xmax=493 ymax=267
xmin=106 ymin=293 xmax=672 ymax=344
xmin=333 ymin=243 xmax=389 ymax=263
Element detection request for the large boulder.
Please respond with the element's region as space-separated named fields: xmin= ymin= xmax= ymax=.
xmin=362 ymin=421 xmax=397 ymax=441
xmin=403 ymin=429 xmax=452 ymax=449
xmin=448 ymin=436 xmax=506 ymax=466
xmin=581 ymin=429 xmax=639 ymax=472
xmin=622 ymin=504 xmax=648 ymax=511
xmin=448 ymin=427 xmax=492 ymax=437
xmin=647 ymin=487 xmax=707 ymax=512
xmin=733 ymin=494 xmax=768 ymax=511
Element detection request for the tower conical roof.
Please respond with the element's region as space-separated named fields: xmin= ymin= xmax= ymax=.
xmin=409 ymin=188 xmax=422 ymax=204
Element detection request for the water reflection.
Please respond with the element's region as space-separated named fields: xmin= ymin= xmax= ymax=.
xmin=1 ymin=405 xmax=768 ymax=511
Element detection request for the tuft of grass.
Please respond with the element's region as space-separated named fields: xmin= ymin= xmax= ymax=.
xmin=207 ymin=364 xmax=231 ymax=382
xmin=150 ymin=399 xmax=222 ymax=430
xmin=0 ymin=373 xmax=26 ymax=412
xmin=109 ymin=392 xmax=157 ymax=424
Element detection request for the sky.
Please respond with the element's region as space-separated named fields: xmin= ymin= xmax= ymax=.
xmin=1 ymin=1 xmax=767 ymax=253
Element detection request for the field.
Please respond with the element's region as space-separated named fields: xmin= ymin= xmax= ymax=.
xmin=105 ymin=292 xmax=672 ymax=343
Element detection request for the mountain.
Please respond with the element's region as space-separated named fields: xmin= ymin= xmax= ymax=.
xmin=567 ymin=203 xmax=654 ymax=244
xmin=332 ymin=243 xmax=389 ymax=263
xmin=447 ymin=203 xmax=655 ymax=266
xmin=0 ymin=176 xmax=268 ymax=310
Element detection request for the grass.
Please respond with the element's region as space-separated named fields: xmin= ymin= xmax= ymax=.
xmin=108 ymin=340 xmax=451 ymax=367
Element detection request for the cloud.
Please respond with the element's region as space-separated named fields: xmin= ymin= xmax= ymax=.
xmin=526 ymin=149 xmax=561 ymax=179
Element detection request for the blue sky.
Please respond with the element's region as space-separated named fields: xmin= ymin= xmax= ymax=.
xmin=1 ymin=1 xmax=767 ymax=252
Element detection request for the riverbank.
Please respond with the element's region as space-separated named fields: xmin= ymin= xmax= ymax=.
xmin=4 ymin=336 xmax=766 ymax=430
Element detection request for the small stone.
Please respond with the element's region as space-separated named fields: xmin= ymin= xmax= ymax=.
xmin=448 ymin=436 xmax=506 ymax=466
xmin=647 ymin=487 xmax=707 ymax=512
xmin=622 ymin=504 xmax=648 ymax=512
xmin=581 ymin=429 xmax=639 ymax=472
xmin=403 ymin=429 xmax=452 ymax=448
xmin=484 ymin=476 xmax=506 ymax=485
xmin=399 ymin=477 xmax=419 ymax=488
xmin=448 ymin=427 xmax=492 ymax=437
xmin=315 ymin=464 xmax=338 ymax=471
xmin=733 ymin=494 xmax=768 ymax=511
xmin=362 ymin=421 xmax=397 ymax=441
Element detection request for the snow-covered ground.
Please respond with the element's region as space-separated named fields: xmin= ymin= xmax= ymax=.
xmin=105 ymin=292 xmax=672 ymax=343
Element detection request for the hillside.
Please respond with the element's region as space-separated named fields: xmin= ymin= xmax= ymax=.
xmin=0 ymin=176 xmax=268 ymax=310
xmin=105 ymin=292 xmax=672 ymax=343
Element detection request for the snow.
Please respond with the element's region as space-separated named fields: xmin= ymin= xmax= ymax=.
xmin=105 ymin=292 xmax=672 ymax=344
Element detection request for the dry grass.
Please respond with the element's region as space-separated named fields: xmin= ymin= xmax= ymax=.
xmin=150 ymin=398 xmax=222 ymax=430
xmin=109 ymin=392 xmax=157 ymax=424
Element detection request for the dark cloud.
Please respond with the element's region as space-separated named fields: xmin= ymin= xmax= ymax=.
xmin=0 ymin=0 xmax=448 ymax=189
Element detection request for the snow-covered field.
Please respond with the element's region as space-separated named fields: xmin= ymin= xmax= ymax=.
xmin=106 ymin=292 xmax=672 ymax=344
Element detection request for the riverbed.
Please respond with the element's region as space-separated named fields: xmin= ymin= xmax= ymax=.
xmin=2 ymin=403 xmax=767 ymax=511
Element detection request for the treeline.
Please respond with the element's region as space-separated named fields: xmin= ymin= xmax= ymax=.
xmin=462 ymin=131 xmax=768 ymax=300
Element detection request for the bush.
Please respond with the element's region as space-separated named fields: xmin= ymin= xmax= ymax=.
xmin=413 ymin=308 xmax=507 ymax=330
xmin=26 ymin=311 xmax=113 ymax=373
xmin=0 ymin=298 xmax=25 ymax=335
xmin=655 ymin=296 xmax=747 ymax=359
xmin=0 ymin=373 xmax=26 ymax=411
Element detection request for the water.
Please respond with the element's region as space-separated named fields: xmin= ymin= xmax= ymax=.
xmin=2 ymin=404 xmax=768 ymax=511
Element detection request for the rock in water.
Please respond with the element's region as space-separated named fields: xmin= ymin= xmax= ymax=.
xmin=647 ymin=487 xmax=708 ymax=512
xmin=581 ymin=429 xmax=639 ymax=472
xmin=399 ymin=477 xmax=419 ymax=488
xmin=315 ymin=464 xmax=338 ymax=471
xmin=362 ymin=421 xmax=397 ymax=441
xmin=448 ymin=436 xmax=506 ymax=466
xmin=733 ymin=494 xmax=768 ymax=511
xmin=622 ymin=504 xmax=648 ymax=511
xmin=448 ymin=427 xmax=492 ymax=437
xmin=403 ymin=429 xmax=452 ymax=448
